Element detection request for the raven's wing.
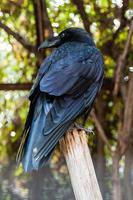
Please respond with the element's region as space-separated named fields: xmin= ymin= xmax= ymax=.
xmin=39 ymin=53 xmax=102 ymax=96
xmin=28 ymin=59 xmax=52 ymax=100
xmin=33 ymin=52 xmax=104 ymax=165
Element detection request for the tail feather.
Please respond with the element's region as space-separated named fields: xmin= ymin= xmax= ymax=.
xmin=16 ymin=128 xmax=30 ymax=164
xmin=16 ymin=90 xmax=39 ymax=165
xmin=34 ymin=121 xmax=71 ymax=162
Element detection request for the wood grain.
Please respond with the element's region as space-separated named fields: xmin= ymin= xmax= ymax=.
xmin=60 ymin=129 xmax=103 ymax=200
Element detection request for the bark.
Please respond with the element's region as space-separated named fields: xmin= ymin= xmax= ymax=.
xmin=119 ymin=73 xmax=133 ymax=154
xmin=71 ymin=0 xmax=91 ymax=33
xmin=33 ymin=0 xmax=45 ymax=47
xmin=92 ymin=97 xmax=109 ymax=198
xmin=95 ymin=137 xmax=106 ymax=197
xmin=32 ymin=0 xmax=46 ymax=65
xmin=114 ymin=18 xmax=133 ymax=96
xmin=43 ymin=0 xmax=53 ymax=38
xmin=91 ymin=110 xmax=111 ymax=151
xmin=32 ymin=0 xmax=53 ymax=66
xmin=112 ymin=43 xmax=133 ymax=200
xmin=124 ymin=141 xmax=133 ymax=200
xmin=112 ymin=73 xmax=133 ymax=200
xmin=124 ymin=112 xmax=133 ymax=200
xmin=112 ymin=153 xmax=122 ymax=200
xmin=29 ymin=168 xmax=44 ymax=200
xmin=123 ymin=74 xmax=133 ymax=137
xmin=60 ymin=129 xmax=103 ymax=200
xmin=33 ymin=0 xmax=53 ymax=44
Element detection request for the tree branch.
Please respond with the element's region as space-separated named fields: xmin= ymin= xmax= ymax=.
xmin=0 ymin=83 xmax=32 ymax=91
xmin=119 ymin=73 xmax=133 ymax=154
xmin=0 ymin=78 xmax=113 ymax=91
xmin=32 ymin=0 xmax=45 ymax=46
xmin=0 ymin=21 xmax=37 ymax=54
xmin=113 ymin=18 xmax=133 ymax=96
xmin=43 ymin=0 xmax=53 ymax=38
xmin=71 ymin=0 xmax=91 ymax=33
xmin=91 ymin=110 xmax=112 ymax=152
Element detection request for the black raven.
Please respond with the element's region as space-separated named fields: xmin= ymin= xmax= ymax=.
xmin=17 ymin=27 xmax=104 ymax=172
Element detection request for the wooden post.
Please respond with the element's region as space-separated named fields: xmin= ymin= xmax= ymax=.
xmin=60 ymin=129 xmax=103 ymax=200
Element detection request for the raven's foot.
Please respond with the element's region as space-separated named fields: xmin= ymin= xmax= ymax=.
xmin=68 ymin=123 xmax=94 ymax=135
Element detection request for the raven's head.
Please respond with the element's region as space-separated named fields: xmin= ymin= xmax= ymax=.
xmin=38 ymin=27 xmax=95 ymax=50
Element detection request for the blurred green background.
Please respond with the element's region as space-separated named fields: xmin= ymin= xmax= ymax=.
xmin=0 ymin=0 xmax=133 ymax=199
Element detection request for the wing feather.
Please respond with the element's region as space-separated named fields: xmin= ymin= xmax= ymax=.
xmin=39 ymin=59 xmax=99 ymax=96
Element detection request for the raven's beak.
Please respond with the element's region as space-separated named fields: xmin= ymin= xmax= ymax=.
xmin=38 ymin=36 xmax=61 ymax=51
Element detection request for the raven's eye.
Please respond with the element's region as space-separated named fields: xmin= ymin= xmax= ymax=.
xmin=61 ymin=33 xmax=65 ymax=38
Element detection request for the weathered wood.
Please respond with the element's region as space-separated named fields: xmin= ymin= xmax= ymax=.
xmin=60 ymin=129 xmax=103 ymax=200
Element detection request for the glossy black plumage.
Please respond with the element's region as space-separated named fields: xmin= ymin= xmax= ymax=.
xmin=17 ymin=28 xmax=104 ymax=172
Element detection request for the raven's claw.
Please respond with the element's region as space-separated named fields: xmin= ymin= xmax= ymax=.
xmin=68 ymin=122 xmax=95 ymax=135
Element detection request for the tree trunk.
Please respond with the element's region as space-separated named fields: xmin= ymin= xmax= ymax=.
xmin=29 ymin=169 xmax=44 ymax=200
xmin=112 ymin=153 xmax=122 ymax=200
xmin=124 ymin=144 xmax=133 ymax=200
xmin=60 ymin=129 xmax=103 ymax=200
xmin=32 ymin=0 xmax=46 ymax=66
xmin=95 ymin=137 xmax=106 ymax=197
